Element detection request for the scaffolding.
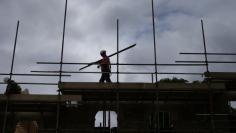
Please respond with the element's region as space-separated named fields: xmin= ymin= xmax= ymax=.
xmin=1 ymin=0 xmax=236 ymax=133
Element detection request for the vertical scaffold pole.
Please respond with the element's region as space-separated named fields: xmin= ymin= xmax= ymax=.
xmin=201 ymin=19 xmax=215 ymax=133
xmin=116 ymin=19 xmax=120 ymax=133
xmin=117 ymin=19 xmax=119 ymax=83
xmin=10 ymin=21 xmax=20 ymax=80
xmin=2 ymin=20 xmax=20 ymax=133
xmin=151 ymin=0 xmax=158 ymax=84
xmin=151 ymin=73 xmax=154 ymax=83
xmin=108 ymin=108 xmax=111 ymax=130
xmin=59 ymin=0 xmax=67 ymax=83
xmin=151 ymin=0 xmax=160 ymax=132
xmin=103 ymin=103 xmax=105 ymax=127
xmin=201 ymin=19 xmax=209 ymax=73
xmin=56 ymin=0 xmax=68 ymax=132
xmin=104 ymin=101 xmax=107 ymax=128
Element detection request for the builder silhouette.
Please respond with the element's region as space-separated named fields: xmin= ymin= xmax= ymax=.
xmin=3 ymin=77 xmax=21 ymax=95
xmin=98 ymin=50 xmax=112 ymax=83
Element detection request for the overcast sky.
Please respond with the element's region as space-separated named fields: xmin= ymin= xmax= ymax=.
xmin=1 ymin=0 xmax=236 ymax=94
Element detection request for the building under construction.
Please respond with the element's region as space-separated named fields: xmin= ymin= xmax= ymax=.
xmin=1 ymin=0 xmax=236 ymax=133
xmin=1 ymin=74 xmax=236 ymax=133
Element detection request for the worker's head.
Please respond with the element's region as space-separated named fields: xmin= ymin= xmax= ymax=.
xmin=100 ymin=50 xmax=106 ymax=57
xmin=3 ymin=77 xmax=10 ymax=83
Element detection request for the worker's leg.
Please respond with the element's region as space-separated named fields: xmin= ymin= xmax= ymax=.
xmin=105 ymin=73 xmax=111 ymax=83
xmin=99 ymin=74 xmax=106 ymax=83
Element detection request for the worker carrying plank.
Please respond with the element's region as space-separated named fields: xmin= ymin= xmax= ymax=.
xmin=79 ymin=44 xmax=136 ymax=83
xmin=98 ymin=50 xmax=112 ymax=83
xmin=3 ymin=77 xmax=21 ymax=95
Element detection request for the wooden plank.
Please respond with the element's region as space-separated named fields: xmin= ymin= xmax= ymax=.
xmin=0 ymin=94 xmax=82 ymax=102
xmin=60 ymin=82 xmax=225 ymax=91
xmin=158 ymin=83 xmax=225 ymax=90
xmin=205 ymin=72 xmax=236 ymax=80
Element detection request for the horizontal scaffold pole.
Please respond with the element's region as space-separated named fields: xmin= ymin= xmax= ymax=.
xmin=0 ymin=73 xmax=71 ymax=76
xmin=37 ymin=62 xmax=206 ymax=66
xmin=180 ymin=52 xmax=236 ymax=55
xmin=31 ymin=70 xmax=203 ymax=75
xmin=0 ymin=82 xmax=58 ymax=85
xmin=176 ymin=61 xmax=236 ymax=63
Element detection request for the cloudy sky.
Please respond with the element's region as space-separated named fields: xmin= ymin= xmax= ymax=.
xmin=0 ymin=0 xmax=236 ymax=94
